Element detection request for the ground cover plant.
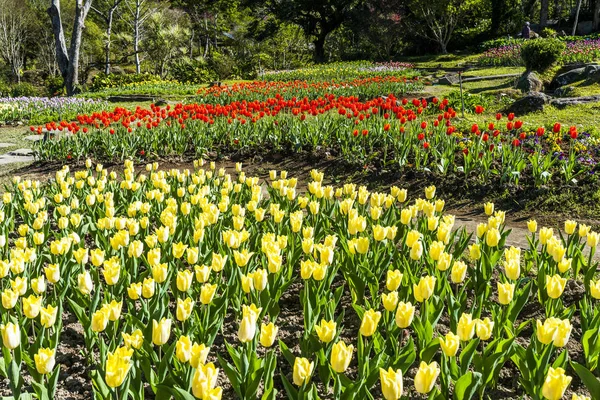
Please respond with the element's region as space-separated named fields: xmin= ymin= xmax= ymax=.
xmin=0 ymin=160 xmax=599 ymax=399
xmin=0 ymin=98 xmax=108 ymax=126
xmin=478 ymin=39 xmax=600 ymax=67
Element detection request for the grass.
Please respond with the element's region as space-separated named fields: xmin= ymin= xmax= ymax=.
xmin=0 ymin=125 xmax=35 ymax=155
xmin=461 ymin=66 xmax=525 ymax=77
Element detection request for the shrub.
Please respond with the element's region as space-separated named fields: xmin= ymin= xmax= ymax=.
xmin=45 ymin=76 xmax=65 ymax=97
xmin=90 ymin=72 xmax=165 ymax=91
xmin=169 ymin=57 xmax=217 ymax=84
xmin=10 ymin=82 xmax=39 ymax=97
xmin=520 ymin=38 xmax=566 ymax=72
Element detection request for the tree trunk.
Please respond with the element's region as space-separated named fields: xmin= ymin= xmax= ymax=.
xmin=313 ymin=34 xmax=327 ymax=63
xmin=490 ymin=0 xmax=506 ymax=36
xmin=48 ymin=0 xmax=92 ymax=96
xmin=540 ymin=0 xmax=549 ymax=26
xmin=593 ymin=0 xmax=600 ymax=31
xmin=134 ymin=0 xmax=141 ymax=74
xmin=105 ymin=8 xmax=114 ymax=74
xmin=573 ymin=0 xmax=583 ymax=35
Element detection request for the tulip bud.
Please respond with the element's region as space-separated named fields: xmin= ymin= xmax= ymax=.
xmin=315 ymin=319 xmax=336 ymax=343
xmin=152 ymin=318 xmax=172 ymax=346
xmin=414 ymin=361 xmax=440 ymax=394
xmin=457 ymin=313 xmax=476 ymax=341
xmin=34 ymin=348 xmax=56 ymax=375
xmin=382 ymin=291 xmax=399 ymax=312
xmin=439 ymin=332 xmax=460 ymax=357
xmin=360 ymin=309 xmax=381 ymax=337
xmin=0 ymin=322 xmax=20 ymax=349
xmin=330 ymin=341 xmax=354 ymax=373
xmin=498 ymin=282 xmax=515 ymax=305
xmin=394 ymin=302 xmax=415 ymax=328
xmin=541 ymin=367 xmax=572 ymax=400
xmin=380 ymin=367 xmax=403 ymax=400
xmin=259 ymin=322 xmax=278 ymax=347
xmin=293 ymin=357 xmax=314 ymax=386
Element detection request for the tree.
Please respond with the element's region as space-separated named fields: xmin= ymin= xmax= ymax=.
xmin=145 ymin=8 xmax=190 ymax=78
xmin=406 ymin=0 xmax=479 ymax=54
xmin=48 ymin=0 xmax=93 ymax=95
xmin=91 ymin=0 xmax=124 ymax=74
xmin=245 ymin=0 xmax=366 ymax=62
xmin=0 ymin=0 xmax=31 ymax=82
xmin=123 ymin=0 xmax=157 ymax=73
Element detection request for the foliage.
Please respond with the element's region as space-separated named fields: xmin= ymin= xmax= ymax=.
xmin=521 ymin=39 xmax=567 ymax=72
xmin=90 ymin=73 xmax=168 ymax=92
xmin=169 ymin=57 xmax=218 ymax=84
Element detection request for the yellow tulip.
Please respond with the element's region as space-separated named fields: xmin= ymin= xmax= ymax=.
xmin=408 ymin=241 xmax=424 ymax=262
xmin=572 ymin=394 xmax=591 ymax=400
xmin=34 ymin=348 xmax=56 ymax=375
xmin=77 ymin=270 xmax=93 ymax=295
xmin=252 ymin=268 xmax=268 ymax=291
xmin=23 ymin=295 xmax=42 ymax=319
xmin=476 ymin=223 xmax=488 ymax=238
xmin=394 ymin=301 xmax=415 ymax=328
xmin=439 ymin=332 xmax=460 ymax=356
xmin=457 ymin=313 xmax=476 ymax=341
xmin=195 ymin=265 xmax=211 ymax=283
xmin=259 ymin=322 xmax=278 ymax=347
xmin=152 ymin=318 xmax=172 ymax=346
xmin=579 ymin=224 xmax=591 ymax=238
xmin=414 ymin=276 xmax=436 ymax=302
xmin=176 ymin=270 xmax=194 ymax=292
xmin=382 ymin=291 xmax=399 ymax=312
xmin=92 ymin=308 xmax=110 ymax=332
xmin=405 ymin=230 xmax=421 ymax=248
xmin=293 ymin=357 xmax=314 ymax=386
xmin=127 ymin=282 xmax=142 ymax=300
xmin=451 ymin=261 xmax=467 ymax=284
xmin=233 ymin=249 xmax=254 ymax=267
xmin=429 ymin=241 xmax=444 ymax=261
xmin=31 ymin=277 xmax=46 ymax=295
xmin=380 ymin=367 xmax=403 ymax=400
xmin=590 ymin=280 xmax=600 ymax=299
xmin=360 ymin=309 xmax=382 ymax=337
xmin=587 ymin=231 xmax=599 ymax=248
xmin=355 ymin=237 xmax=370 ymax=255
xmin=122 ymin=329 xmax=144 ymax=349
xmin=151 ymin=263 xmax=168 ymax=283
xmin=437 ymin=252 xmax=452 ymax=271
xmin=386 ymin=270 xmax=403 ymax=291
xmin=105 ymin=346 xmax=133 ymax=388
xmin=40 ymin=305 xmax=57 ymax=328
xmin=191 ymin=343 xmax=211 ymax=368
xmin=498 ymin=282 xmax=515 ymax=305
xmin=540 ymin=227 xmax=554 ymax=245
xmin=475 ymin=318 xmax=494 ymax=341
xmin=192 ymin=362 xmax=221 ymax=399
xmin=176 ymin=335 xmax=193 ymax=363
xmin=315 ymin=319 xmax=337 ymax=343
xmin=558 ymin=258 xmax=572 ymax=274
xmin=414 ymin=361 xmax=440 ymax=394
xmin=424 ymin=185 xmax=436 ymax=199
xmin=142 ymin=277 xmax=155 ymax=298
xmin=102 ymin=258 xmax=121 ymax=285
xmin=503 ymin=259 xmax=520 ymax=281
xmin=200 ymin=284 xmax=218 ymax=304
xmin=330 ymin=341 xmax=354 ymax=373
xmin=541 ymin=367 xmax=572 ymax=400
xmin=469 ymin=243 xmax=481 ymax=260
xmin=565 ymin=220 xmax=577 ymax=235
xmin=536 ymin=319 xmax=558 ymax=345
xmin=107 ymin=300 xmax=122 ymax=321
xmin=238 ymin=304 xmax=261 ymax=343
xmin=485 ymin=228 xmax=500 ymax=247
xmin=484 ymin=202 xmax=494 ymax=216
xmin=0 ymin=322 xmax=20 ymax=349
xmin=44 ymin=263 xmax=60 ymax=284
xmin=176 ymin=297 xmax=194 ymax=322
xmin=546 ymin=275 xmax=567 ymax=299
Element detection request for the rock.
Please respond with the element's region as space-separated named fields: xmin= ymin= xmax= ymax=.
xmin=0 ymin=154 xmax=34 ymax=165
xmin=107 ymin=95 xmax=154 ymax=102
xmin=504 ymin=92 xmax=550 ymax=115
xmin=552 ymin=67 xmax=587 ymax=87
xmin=436 ymin=74 xmax=460 ymax=85
xmin=0 ymin=143 xmax=15 ymax=148
xmin=584 ymin=64 xmax=600 ymax=78
xmin=516 ymin=71 xmax=543 ymax=93
xmin=9 ymin=148 xmax=34 ymax=156
xmin=550 ymin=95 xmax=600 ymax=109
xmin=554 ymin=86 xmax=575 ymax=97
xmin=576 ymin=21 xmax=594 ymax=35
xmin=154 ymin=99 xmax=168 ymax=107
xmin=24 ymin=135 xmax=44 ymax=142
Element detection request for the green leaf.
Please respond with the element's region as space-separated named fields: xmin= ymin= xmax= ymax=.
xmin=459 ymin=338 xmax=480 ymax=376
xmin=155 ymin=385 xmax=197 ymax=400
xmin=571 ymin=362 xmax=600 ymax=400
xmin=453 ymin=371 xmax=483 ymax=400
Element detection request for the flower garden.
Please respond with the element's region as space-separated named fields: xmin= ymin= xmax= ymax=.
xmin=1 ymin=62 xmax=600 ymax=400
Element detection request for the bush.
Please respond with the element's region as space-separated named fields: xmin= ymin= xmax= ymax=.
xmin=10 ymin=82 xmax=39 ymax=97
xmin=169 ymin=57 xmax=217 ymax=84
xmin=208 ymin=52 xmax=238 ymax=80
xmin=540 ymin=27 xmax=557 ymax=38
xmin=520 ymin=38 xmax=566 ymax=72
xmin=45 ymin=76 xmax=65 ymax=97
xmin=0 ymin=81 xmax=10 ymax=97
xmin=90 ymin=72 xmax=166 ymax=91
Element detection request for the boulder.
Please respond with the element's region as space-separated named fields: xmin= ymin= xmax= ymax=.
xmin=550 ymin=95 xmax=600 ymax=109
xmin=585 ymin=64 xmax=600 ymax=78
xmin=516 ymin=71 xmax=543 ymax=93
xmin=554 ymin=86 xmax=575 ymax=97
xmin=552 ymin=67 xmax=587 ymax=87
xmin=504 ymin=92 xmax=550 ymax=115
